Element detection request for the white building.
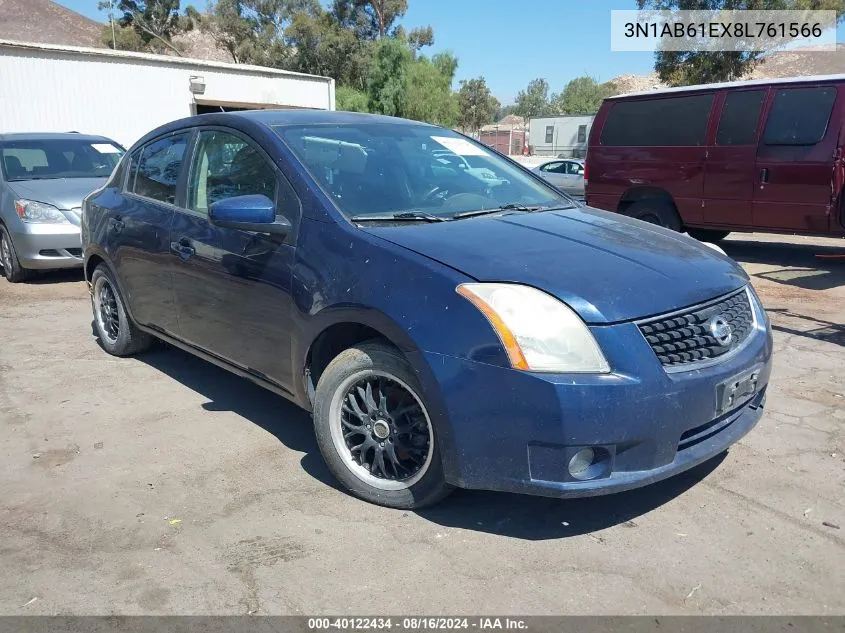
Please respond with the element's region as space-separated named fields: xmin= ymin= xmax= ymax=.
xmin=529 ymin=115 xmax=595 ymax=158
xmin=0 ymin=39 xmax=335 ymax=148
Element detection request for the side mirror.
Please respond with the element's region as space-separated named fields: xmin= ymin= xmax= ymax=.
xmin=209 ymin=194 xmax=290 ymax=235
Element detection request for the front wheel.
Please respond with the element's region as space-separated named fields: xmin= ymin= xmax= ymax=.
xmin=0 ymin=225 xmax=31 ymax=283
xmin=91 ymin=264 xmax=153 ymax=357
xmin=625 ymin=201 xmax=682 ymax=232
xmin=313 ymin=341 xmax=454 ymax=509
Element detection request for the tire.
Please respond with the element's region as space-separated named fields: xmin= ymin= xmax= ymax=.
xmin=625 ymin=200 xmax=682 ymax=232
xmin=0 ymin=224 xmax=32 ymax=283
xmin=91 ymin=263 xmax=153 ymax=357
xmin=313 ymin=341 xmax=454 ymax=509
xmin=687 ymin=228 xmax=730 ymax=243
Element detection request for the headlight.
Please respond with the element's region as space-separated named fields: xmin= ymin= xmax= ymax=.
xmin=15 ymin=199 xmax=70 ymax=224
xmin=457 ymin=283 xmax=610 ymax=373
xmin=747 ymin=285 xmax=769 ymax=329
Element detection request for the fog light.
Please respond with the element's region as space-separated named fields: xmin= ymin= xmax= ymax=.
xmin=569 ymin=448 xmax=595 ymax=477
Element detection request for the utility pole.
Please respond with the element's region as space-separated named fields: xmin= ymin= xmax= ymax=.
xmin=110 ymin=0 xmax=117 ymax=50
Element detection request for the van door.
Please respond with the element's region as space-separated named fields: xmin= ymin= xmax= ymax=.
xmin=702 ymin=89 xmax=767 ymax=228
xmin=753 ymin=84 xmax=841 ymax=233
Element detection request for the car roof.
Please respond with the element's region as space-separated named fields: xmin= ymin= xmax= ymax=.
xmin=131 ymin=109 xmax=441 ymax=150
xmin=0 ymin=132 xmax=116 ymax=143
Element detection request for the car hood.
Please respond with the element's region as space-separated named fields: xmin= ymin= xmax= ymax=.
xmin=362 ymin=206 xmax=748 ymax=324
xmin=7 ymin=178 xmax=107 ymax=210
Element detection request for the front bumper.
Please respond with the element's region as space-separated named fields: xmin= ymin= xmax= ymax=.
xmin=10 ymin=223 xmax=82 ymax=270
xmin=415 ymin=314 xmax=773 ymax=499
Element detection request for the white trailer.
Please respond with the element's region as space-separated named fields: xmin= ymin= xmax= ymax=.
xmin=529 ymin=115 xmax=595 ymax=158
xmin=0 ymin=39 xmax=335 ymax=148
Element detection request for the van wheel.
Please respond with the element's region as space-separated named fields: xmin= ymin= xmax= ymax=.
xmin=313 ymin=341 xmax=454 ymax=509
xmin=626 ymin=201 xmax=682 ymax=232
xmin=687 ymin=229 xmax=730 ymax=243
xmin=0 ymin=225 xmax=32 ymax=283
xmin=91 ymin=264 xmax=153 ymax=357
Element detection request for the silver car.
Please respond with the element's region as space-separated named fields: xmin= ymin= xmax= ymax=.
xmin=531 ymin=159 xmax=584 ymax=197
xmin=0 ymin=133 xmax=123 ymax=282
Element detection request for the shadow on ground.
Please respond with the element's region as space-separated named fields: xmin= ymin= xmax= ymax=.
xmin=767 ymin=308 xmax=845 ymax=348
xmin=722 ymin=238 xmax=845 ymax=291
xmin=132 ymin=341 xmax=726 ymax=540
xmin=20 ymin=268 xmax=86 ymax=284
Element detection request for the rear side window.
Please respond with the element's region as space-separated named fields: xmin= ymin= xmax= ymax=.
xmin=600 ymin=94 xmax=714 ymax=146
xmin=131 ymin=134 xmax=190 ymax=204
xmin=716 ymin=90 xmax=766 ymax=145
xmin=763 ymin=86 xmax=836 ymax=146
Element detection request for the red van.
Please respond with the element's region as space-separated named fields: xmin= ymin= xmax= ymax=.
xmin=585 ymin=75 xmax=845 ymax=241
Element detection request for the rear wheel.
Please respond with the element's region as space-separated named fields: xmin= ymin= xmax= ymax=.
xmin=687 ymin=228 xmax=730 ymax=243
xmin=624 ymin=201 xmax=682 ymax=232
xmin=313 ymin=341 xmax=453 ymax=509
xmin=0 ymin=225 xmax=31 ymax=283
xmin=91 ymin=264 xmax=153 ymax=357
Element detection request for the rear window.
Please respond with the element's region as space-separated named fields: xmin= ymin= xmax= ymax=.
xmin=600 ymin=94 xmax=714 ymax=146
xmin=129 ymin=134 xmax=189 ymax=204
xmin=716 ymin=90 xmax=766 ymax=146
xmin=763 ymin=86 xmax=836 ymax=146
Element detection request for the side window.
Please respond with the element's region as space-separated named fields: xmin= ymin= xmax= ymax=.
xmin=600 ymin=94 xmax=714 ymax=146
xmin=566 ymin=162 xmax=582 ymax=175
xmin=188 ymin=130 xmax=277 ymax=214
xmin=716 ymin=90 xmax=765 ymax=146
xmin=763 ymin=86 xmax=836 ymax=146
xmin=577 ymin=125 xmax=587 ymax=144
xmin=541 ymin=162 xmax=562 ymax=173
xmin=131 ymin=134 xmax=189 ymax=204
xmin=544 ymin=126 xmax=554 ymax=144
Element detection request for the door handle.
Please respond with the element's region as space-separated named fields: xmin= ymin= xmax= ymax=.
xmin=170 ymin=238 xmax=195 ymax=261
xmin=760 ymin=168 xmax=769 ymax=184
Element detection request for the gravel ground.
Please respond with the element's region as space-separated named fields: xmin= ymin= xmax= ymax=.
xmin=0 ymin=232 xmax=843 ymax=615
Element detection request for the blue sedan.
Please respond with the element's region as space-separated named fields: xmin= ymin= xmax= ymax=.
xmin=81 ymin=111 xmax=772 ymax=508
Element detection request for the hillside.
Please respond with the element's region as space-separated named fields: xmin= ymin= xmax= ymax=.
xmin=0 ymin=0 xmax=101 ymax=48
xmin=0 ymin=0 xmax=231 ymax=62
xmin=611 ymin=44 xmax=845 ymax=94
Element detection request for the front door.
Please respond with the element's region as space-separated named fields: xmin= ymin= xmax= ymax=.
xmin=169 ymin=128 xmax=300 ymax=392
xmin=702 ymin=89 xmax=766 ymax=228
xmin=753 ymin=84 xmax=841 ymax=233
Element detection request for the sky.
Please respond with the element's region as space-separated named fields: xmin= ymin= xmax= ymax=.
xmin=57 ymin=0 xmax=844 ymax=105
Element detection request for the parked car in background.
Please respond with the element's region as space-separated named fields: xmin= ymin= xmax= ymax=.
xmin=585 ymin=75 xmax=845 ymax=241
xmin=532 ymin=159 xmax=585 ymax=197
xmin=0 ymin=133 xmax=124 ymax=282
xmin=83 ymin=110 xmax=772 ymax=509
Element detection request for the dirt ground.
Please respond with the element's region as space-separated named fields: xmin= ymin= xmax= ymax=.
xmin=1 ymin=232 xmax=843 ymax=615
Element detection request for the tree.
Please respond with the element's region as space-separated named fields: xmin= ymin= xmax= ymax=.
xmin=331 ymin=0 xmax=408 ymax=39
xmin=513 ymin=78 xmax=551 ymax=123
xmin=405 ymin=53 xmax=459 ymax=126
xmin=100 ymin=22 xmax=146 ymax=50
xmin=457 ymin=77 xmax=499 ymax=134
xmin=336 ymin=86 xmax=370 ymax=112
xmin=551 ymin=76 xmax=617 ymax=115
xmin=111 ymin=0 xmax=186 ymax=55
xmin=637 ymin=0 xmax=845 ymax=85
xmin=366 ymin=37 xmax=413 ymax=116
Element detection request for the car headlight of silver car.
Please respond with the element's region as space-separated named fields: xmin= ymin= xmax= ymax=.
xmin=15 ymin=199 xmax=70 ymax=224
xmin=457 ymin=283 xmax=610 ymax=373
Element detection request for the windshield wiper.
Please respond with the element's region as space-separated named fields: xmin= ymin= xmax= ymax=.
xmin=351 ymin=211 xmax=449 ymax=223
xmin=453 ymin=202 xmax=576 ymax=220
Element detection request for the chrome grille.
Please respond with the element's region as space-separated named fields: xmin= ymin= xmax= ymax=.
xmin=638 ymin=288 xmax=755 ymax=369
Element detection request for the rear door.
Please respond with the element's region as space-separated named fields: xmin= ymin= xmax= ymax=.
xmin=753 ymin=84 xmax=841 ymax=232
xmin=110 ymin=132 xmax=190 ymax=334
xmin=538 ymin=161 xmax=568 ymax=188
xmin=702 ymin=89 xmax=767 ymax=228
xmin=169 ymin=127 xmax=300 ymax=392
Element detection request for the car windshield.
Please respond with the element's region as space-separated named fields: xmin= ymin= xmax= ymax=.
xmin=275 ymin=123 xmax=572 ymax=220
xmin=0 ymin=139 xmax=123 ymax=181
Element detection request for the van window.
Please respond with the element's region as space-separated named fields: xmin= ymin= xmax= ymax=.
xmin=600 ymin=94 xmax=714 ymax=146
xmin=716 ymin=90 xmax=765 ymax=146
xmin=763 ymin=86 xmax=836 ymax=146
